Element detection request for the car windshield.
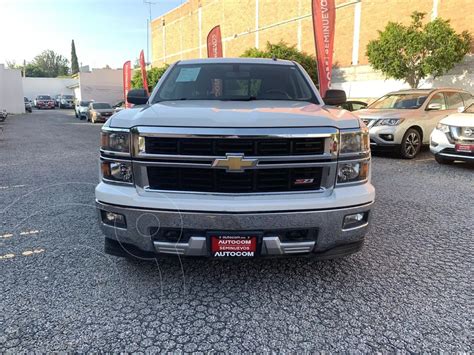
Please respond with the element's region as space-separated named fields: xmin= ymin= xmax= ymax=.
xmin=368 ymin=93 xmax=428 ymax=109
xmin=38 ymin=95 xmax=51 ymax=100
xmin=153 ymin=63 xmax=317 ymax=103
xmin=464 ymin=103 xmax=474 ymax=113
xmin=79 ymin=101 xmax=91 ymax=106
xmin=93 ymin=103 xmax=111 ymax=109
xmin=63 ymin=95 xmax=74 ymax=99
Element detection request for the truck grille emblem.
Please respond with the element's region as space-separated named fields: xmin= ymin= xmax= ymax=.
xmin=212 ymin=154 xmax=258 ymax=172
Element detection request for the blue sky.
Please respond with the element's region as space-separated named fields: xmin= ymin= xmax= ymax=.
xmin=0 ymin=0 xmax=183 ymax=69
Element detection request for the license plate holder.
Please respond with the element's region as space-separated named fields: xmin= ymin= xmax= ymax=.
xmin=455 ymin=143 xmax=473 ymax=153
xmin=208 ymin=232 xmax=261 ymax=257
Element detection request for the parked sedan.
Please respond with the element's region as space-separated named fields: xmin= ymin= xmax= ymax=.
xmin=75 ymin=100 xmax=92 ymax=119
xmin=0 ymin=109 xmax=7 ymax=122
xmin=430 ymin=103 xmax=474 ymax=164
xmin=58 ymin=94 xmax=75 ymax=109
xmin=35 ymin=95 xmax=55 ymax=109
xmin=87 ymin=102 xmax=114 ymax=123
xmin=354 ymin=88 xmax=472 ymax=158
xmin=24 ymin=97 xmax=32 ymax=113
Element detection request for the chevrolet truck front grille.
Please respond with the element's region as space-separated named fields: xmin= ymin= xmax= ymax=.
xmin=147 ymin=166 xmax=323 ymax=193
xmin=130 ymin=127 xmax=339 ymax=195
xmin=145 ymin=137 xmax=325 ymax=156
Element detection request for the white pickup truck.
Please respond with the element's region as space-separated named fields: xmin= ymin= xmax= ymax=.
xmin=96 ymin=58 xmax=375 ymax=260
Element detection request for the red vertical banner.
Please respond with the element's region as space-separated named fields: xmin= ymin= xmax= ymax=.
xmin=207 ymin=25 xmax=223 ymax=58
xmin=312 ymin=0 xmax=336 ymax=97
xmin=123 ymin=60 xmax=132 ymax=108
xmin=139 ymin=50 xmax=149 ymax=95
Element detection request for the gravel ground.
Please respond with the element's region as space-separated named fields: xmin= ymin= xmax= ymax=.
xmin=1 ymin=110 xmax=472 ymax=352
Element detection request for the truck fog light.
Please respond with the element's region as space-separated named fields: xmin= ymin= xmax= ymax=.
xmin=337 ymin=161 xmax=369 ymax=184
xmin=101 ymin=211 xmax=127 ymax=228
xmin=343 ymin=212 xmax=368 ymax=230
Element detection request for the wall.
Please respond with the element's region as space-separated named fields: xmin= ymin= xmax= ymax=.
xmin=78 ymin=69 xmax=123 ymax=104
xmin=22 ymin=77 xmax=78 ymax=101
xmin=0 ymin=64 xmax=24 ymax=114
xmin=332 ymin=55 xmax=474 ymax=101
xmin=150 ymin=0 xmax=474 ymax=68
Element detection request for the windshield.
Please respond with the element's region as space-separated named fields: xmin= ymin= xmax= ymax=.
xmin=153 ymin=63 xmax=317 ymax=103
xmin=368 ymin=93 xmax=428 ymax=109
xmin=92 ymin=103 xmax=111 ymax=109
xmin=62 ymin=95 xmax=74 ymax=99
xmin=79 ymin=101 xmax=91 ymax=106
xmin=464 ymin=103 xmax=474 ymax=113
xmin=38 ymin=95 xmax=51 ymax=100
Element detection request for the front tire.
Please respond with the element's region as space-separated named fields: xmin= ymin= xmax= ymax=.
xmin=400 ymin=128 xmax=422 ymax=159
xmin=435 ymin=154 xmax=454 ymax=165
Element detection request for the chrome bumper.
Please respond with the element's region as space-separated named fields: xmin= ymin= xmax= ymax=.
xmin=96 ymin=200 xmax=373 ymax=257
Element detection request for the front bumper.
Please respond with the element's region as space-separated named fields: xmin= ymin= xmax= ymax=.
xmin=367 ymin=125 xmax=402 ymax=150
xmin=430 ymin=129 xmax=474 ymax=162
xmin=96 ymin=200 xmax=373 ymax=258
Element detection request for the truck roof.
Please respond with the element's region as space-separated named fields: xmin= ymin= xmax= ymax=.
xmin=175 ymin=57 xmax=295 ymax=66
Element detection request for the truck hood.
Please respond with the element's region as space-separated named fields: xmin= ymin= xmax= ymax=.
xmin=440 ymin=112 xmax=474 ymax=127
xmin=108 ymin=100 xmax=360 ymax=129
xmin=353 ymin=108 xmax=416 ymax=119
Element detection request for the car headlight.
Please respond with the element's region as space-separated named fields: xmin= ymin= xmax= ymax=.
xmin=376 ymin=118 xmax=404 ymax=126
xmin=337 ymin=161 xmax=370 ymax=184
xmin=339 ymin=128 xmax=370 ymax=154
xmin=436 ymin=123 xmax=450 ymax=133
xmin=101 ymin=160 xmax=133 ymax=184
xmin=101 ymin=129 xmax=130 ymax=154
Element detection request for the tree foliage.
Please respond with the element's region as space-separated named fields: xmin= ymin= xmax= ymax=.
xmin=19 ymin=50 xmax=70 ymax=77
xmin=71 ymin=40 xmax=79 ymax=75
xmin=131 ymin=65 xmax=170 ymax=92
xmin=366 ymin=12 xmax=471 ymax=88
xmin=241 ymin=41 xmax=319 ymax=85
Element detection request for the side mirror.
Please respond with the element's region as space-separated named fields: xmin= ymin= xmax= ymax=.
xmin=127 ymin=89 xmax=149 ymax=105
xmin=323 ymin=89 xmax=347 ymax=106
xmin=457 ymin=106 xmax=465 ymax=113
xmin=427 ymin=103 xmax=442 ymax=111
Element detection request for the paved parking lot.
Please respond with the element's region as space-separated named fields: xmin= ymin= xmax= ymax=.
xmin=0 ymin=109 xmax=472 ymax=352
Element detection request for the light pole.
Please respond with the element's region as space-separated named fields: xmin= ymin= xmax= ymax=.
xmin=143 ymin=0 xmax=156 ymax=65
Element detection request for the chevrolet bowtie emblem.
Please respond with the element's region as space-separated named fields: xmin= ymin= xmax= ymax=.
xmin=212 ymin=154 xmax=258 ymax=172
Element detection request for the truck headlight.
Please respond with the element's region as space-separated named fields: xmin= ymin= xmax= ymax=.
xmin=337 ymin=161 xmax=369 ymax=184
xmin=101 ymin=129 xmax=130 ymax=154
xmin=436 ymin=123 xmax=450 ymax=133
xmin=101 ymin=160 xmax=133 ymax=184
xmin=376 ymin=118 xmax=404 ymax=126
xmin=340 ymin=129 xmax=369 ymax=154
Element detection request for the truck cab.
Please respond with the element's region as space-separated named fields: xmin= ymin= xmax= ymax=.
xmin=96 ymin=58 xmax=374 ymax=260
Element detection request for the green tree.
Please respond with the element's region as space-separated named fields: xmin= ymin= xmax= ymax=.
xmin=366 ymin=12 xmax=471 ymax=88
xmin=241 ymin=41 xmax=319 ymax=85
xmin=25 ymin=50 xmax=69 ymax=77
xmin=71 ymin=40 xmax=79 ymax=74
xmin=131 ymin=65 xmax=170 ymax=92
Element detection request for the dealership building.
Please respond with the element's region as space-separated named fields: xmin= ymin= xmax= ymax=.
xmin=150 ymin=0 xmax=473 ymax=99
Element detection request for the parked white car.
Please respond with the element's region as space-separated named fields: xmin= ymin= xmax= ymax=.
xmin=430 ymin=103 xmax=474 ymax=164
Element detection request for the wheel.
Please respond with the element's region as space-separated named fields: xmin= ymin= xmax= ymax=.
xmin=400 ymin=128 xmax=422 ymax=159
xmin=435 ymin=154 xmax=454 ymax=165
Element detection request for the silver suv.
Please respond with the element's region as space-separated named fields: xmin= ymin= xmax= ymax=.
xmin=354 ymin=88 xmax=473 ymax=158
